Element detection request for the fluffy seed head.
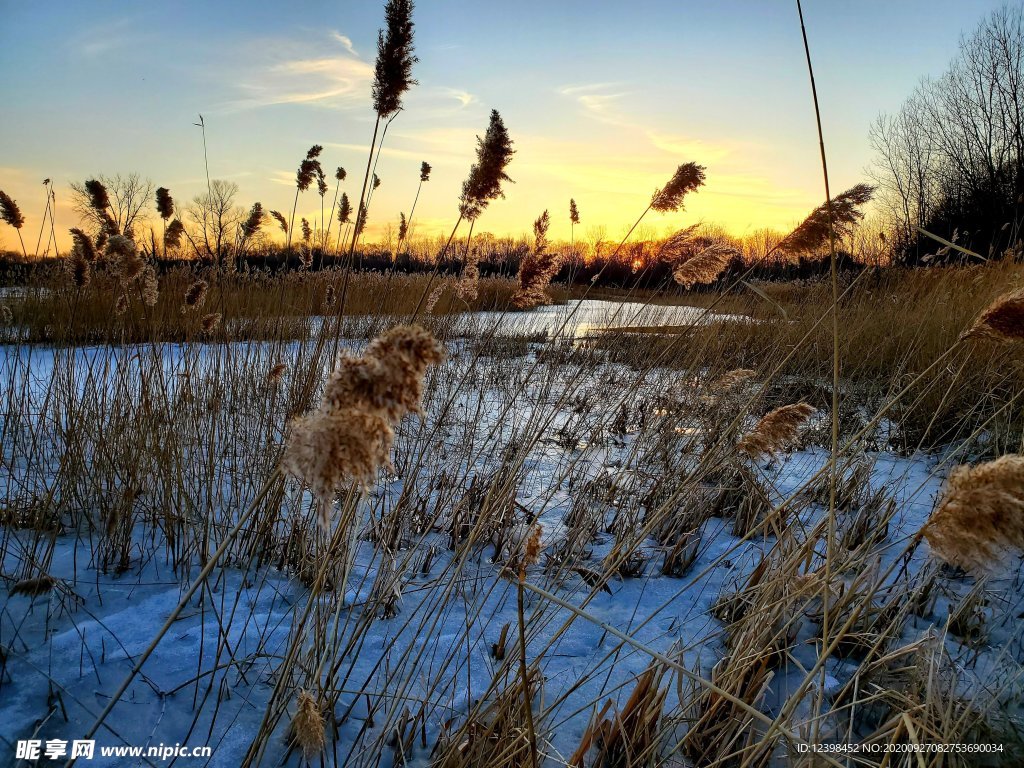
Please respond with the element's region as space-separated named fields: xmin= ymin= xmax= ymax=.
xmin=1 ymin=304 xmax=13 ymax=324
xmin=776 ymin=183 xmax=874 ymax=256
xmin=672 ymin=243 xmax=736 ymax=289
xmin=924 ymin=454 xmax=1024 ymax=570
xmin=164 ymin=220 xmax=185 ymax=250
xmin=335 ymin=166 xmax=347 ymax=182
xmin=716 ymin=369 xmax=757 ymax=390
xmin=105 ymin=235 xmax=145 ymax=283
xmin=115 ymin=294 xmax=129 ymax=315
xmin=962 ymin=288 xmax=1024 ymax=342
xmin=0 ymin=190 xmax=25 ymax=229
xmin=372 ymin=0 xmax=418 ymax=118
xmin=458 ymin=110 xmax=515 ymax=221
xmin=737 ymin=403 xmax=815 ymax=459
xmin=290 ymin=690 xmax=326 ymax=760
xmin=323 ymin=324 xmax=445 ymax=422
xmin=184 ymin=279 xmax=208 ymax=310
xmin=155 ymin=187 xmax=174 ymax=220
xmin=201 ymin=312 xmax=221 ymax=333
xmin=70 ymin=227 xmax=97 ymax=262
xmin=337 ymin=193 xmax=353 ymax=225
xmin=651 ymin=163 xmax=706 ymax=213
xmin=10 ymin=575 xmax=58 ymax=597
xmin=270 ymin=210 xmax=288 ymax=234
xmin=268 ymin=362 xmax=287 ymax=383
xmin=141 ymin=267 xmax=159 ymax=306
xmin=282 ymin=407 xmax=395 ymax=528
xmin=419 ymin=161 xmax=432 ymax=182
xmin=569 ymin=197 xmax=580 ymax=225
xmin=68 ymin=253 xmax=91 ymax=289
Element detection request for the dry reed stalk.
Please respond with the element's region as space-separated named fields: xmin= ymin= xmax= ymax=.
xmin=923 ymin=454 xmax=1024 ymax=570
xmin=737 ymin=403 xmax=815 ymax=459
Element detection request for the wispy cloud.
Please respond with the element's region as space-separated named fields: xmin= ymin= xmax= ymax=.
xmin=556 ymin=83 xmax=631 ymax=126
xmin=436 ymin=87 xmax=477 ymax=108
xmin=74 ymin=17 xmax=147 ymax=58
xmin=218 ymin=32 xmax=373 ymax=112
xmin=329 ymin=31 xmax=358 ymax=56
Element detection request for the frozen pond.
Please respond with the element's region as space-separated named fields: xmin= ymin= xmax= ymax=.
xmin=455 ymin=298 xmax=744 ymax=339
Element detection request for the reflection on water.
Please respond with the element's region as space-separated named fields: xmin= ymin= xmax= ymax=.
xmin=454 ymin=299 xmax=743 ymax=339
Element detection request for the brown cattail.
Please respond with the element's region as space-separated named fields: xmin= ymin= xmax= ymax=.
xmin=962 ymin=288 xmax=1024 ymax=342
xmin=651 ymin=163 xmax=706 ymax=212
xmin=184 ymin=279 xmax=208 ymax=310
xmin=10 ymin=575 xmax=58 ymax=597
xmin=268 ymin=362 xmax=287 ymax=383
xmin=289 ymin=690 xmax=326 ymax=760
xmin=924 ymin=454 xmax=1024 ymax=570
xmin=201 ymin=312 xmax=221 ymax=333
xmin=737 ymin=403 xmax=815 ymax=459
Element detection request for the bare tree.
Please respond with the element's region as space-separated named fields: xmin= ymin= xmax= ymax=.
xmin=869 ymin=5 xmax=1024 ymax=263
xmin=186 ymin=180 xmax=244 ymax=265
xmin=70 ymin=173 xmax=155 ymax=239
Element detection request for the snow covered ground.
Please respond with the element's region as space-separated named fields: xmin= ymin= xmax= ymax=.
xmin=2 ymin=324 xmax=1022 ymax=766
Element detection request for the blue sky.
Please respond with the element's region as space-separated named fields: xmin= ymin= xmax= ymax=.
xmin=0 ymin=0 xmax=1010 ymax=252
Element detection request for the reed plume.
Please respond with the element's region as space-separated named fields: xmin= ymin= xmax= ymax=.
xmin=239 ymin=202 xmax=265 ymax=242
xmin=372 ymin=0 xmax=418 ymax=119
xmin=323 ymin=324 xmax=445 ymax=422
xmin=140 ymin=267 xmax=159 ymax=306
xmin=155 ymin=187 xmax=174 ymax=220
xmin=737 ymin=403 xmax=815 ymax=459
xmin=420 ymin=161 xmax=432 ymax=182
xmin=336 ymin=166 xmax=347 ymax=182
xmin=776 ymin=183 xmax=874 ymax=256
xmin=267 ymin=362 xmax=287 ymax=383
xmin=201 ymin=312 xmax=221 ymax=333
xmin=105 ymin=235 xmax=144 ymax=283
xmin=68 ymin=252 xmax=91 ymax=289
xmin=1 ymin=305 xmax=12 ymax=324
xmin=672 ymin=242 xmax=737 ymax=289
xmin=924 ymin=454 xmax=1024 ymax=570
xmin=512 ymin=210 xmax=561 ymax=309
xmin=289 ymin=690 xmax=326 ymax=760
xmin=0 ymin=190 xmax=27 ymax=258
xmin=301 ymin=218 xmax=312 ymax=244
xmin=651 ymin=163 xmax=706 ymax=212
xmin=458 ymin=110 xmax=515 ymax=222
xmin=961 ymin=288 xmax=1024 ymax=342
xmin=288 ymin=145 xmax=324 ymax=249
xmin=569 ymin=198 xmax=580 ymax=226
xmin=164 ymin=220 xmax=185 ymax=252
xmin=70 ymin=227 xmax=97 ymax=262
xmin=84 ymin=179 xmax=119 ymax=235
xmin=398 ymin=212 xmax=408 ymax=241
xmin=338 ymin=194 xmax=352 ymax=225
xmin=0 ymin=191 xmax=26 ymax=228
xmin=283 ymin=325 xmax=444 ymax=528
xmin=270 ymin=210 xmax=288 ymax=234
xmin=183 ymin=279 xmax=208 ymax=311
xmin=10 ymin=575 xmax=58 ymax=597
